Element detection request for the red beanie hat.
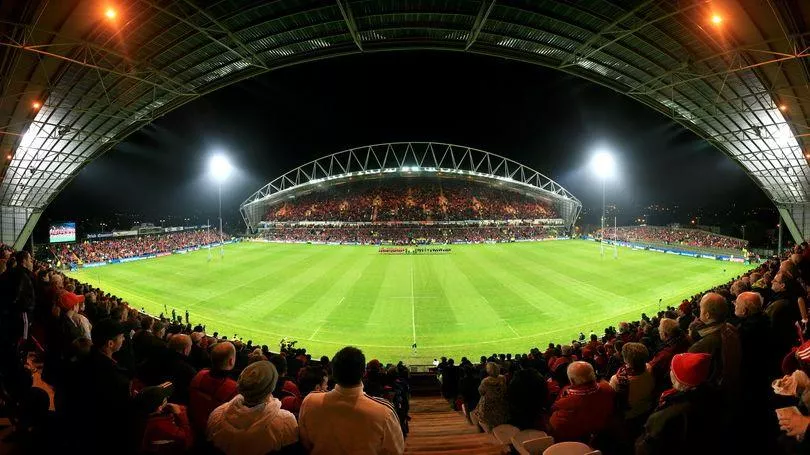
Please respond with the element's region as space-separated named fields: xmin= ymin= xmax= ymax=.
xmin=678 ymin=300 xmax=691 ymax=314
xmin=59 ymin=292 xmax=85 ymax=311
xmin=671 ymin=353 xmax=711 ymax=388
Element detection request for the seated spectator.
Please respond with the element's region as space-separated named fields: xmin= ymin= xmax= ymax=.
xmin=188 ymin=331 xmax=211 ymax=370
xmin=647 ymin=318 xmax=689 ymax=394
xmin=134 ymin=382 xmax=194 ymax=454
xmin=470 ymin=362 xmax=508 ymax=430
xmin=549 ymin=361 xmax=615 ymax=442
xmin=207 ymin=360 xmax=298 ymax=455
xmin=163 ymin=334 xmax=198 ymax=405
xmin=609 ymin=342 xmax=655 ymax=441
xmin=635 ymin=353 xmax=717 ymax=455
xmin=189 ymin=341 xmax=238 ymax=436
xmin=299 ymin=346 xmax=404 ymax=454
xmin=297 ymin=366 xmax=328 ymax=398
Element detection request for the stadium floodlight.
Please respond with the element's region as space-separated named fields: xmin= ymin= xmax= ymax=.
xmin=209 ymin=153 xmax=233 ymax=258
xmin=590 ymin=150 xmax=617 ymax=259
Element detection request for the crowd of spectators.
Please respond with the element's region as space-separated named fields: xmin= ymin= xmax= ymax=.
xmin=50 ymin=230 xmax=225 ymax=265
xmin=265 ymin=179 xmax=559 ymax=223
xmin=0 ymin=245 xmax=410 ymax=454
xmin=260 ymin=224 xmax=556 ymax=244
xmin=597 ymin=225 xmax=747 ymax=251
xmin=5 ymin=237 xmax=810 ymax=454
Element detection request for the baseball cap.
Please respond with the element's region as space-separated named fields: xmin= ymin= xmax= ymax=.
xmin=91 ymin=318 xmax=126 ymax=344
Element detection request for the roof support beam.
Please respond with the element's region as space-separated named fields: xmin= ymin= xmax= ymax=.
xmin=336 ymin=0 xmax=363 ymax=51
xmin=466 ymin=0 xmax=495 ymax=51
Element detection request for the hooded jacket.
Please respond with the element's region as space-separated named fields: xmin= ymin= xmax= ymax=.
xmin=207 ymin=394 xmax=298 ymax=455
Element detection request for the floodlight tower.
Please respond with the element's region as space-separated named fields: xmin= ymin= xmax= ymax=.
xmin=590 ymin=151 xmax=616 ymax=258
xmin=209 ymin=154 xmax=233 ymax=258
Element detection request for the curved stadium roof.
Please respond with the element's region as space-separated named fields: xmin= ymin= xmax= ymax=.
xmin=238 ymin=142 xmax=583 ymax=231
xmin=1 ymin=0 xmax=809 ymax=247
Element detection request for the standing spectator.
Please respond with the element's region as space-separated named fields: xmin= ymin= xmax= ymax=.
xmin=207 ymin=361 xmax=298 ymax=455
xmin=270 ymin=354 xmax=302 ymax=415
xmin=188 ymin=331 xmax=211 ymax=370
xmin=470 ymin=362 xmax=508 ymax=430
xmin=134 ymin=383 xmax=194 ymax=454
xmin=189 ymin=341 xmax=238 ymax=436
xmin=440 ymin=358 xmax=459 ymax=407
xmin=549 ymin=361 xmax=615 ymax=442
xmin=688 ymin=292 xmax=741 ymax=403
xmin=163 ymin=334 xmax=198 ymax=405
xmin=507 ymin=368 xmax=550 ymax=430
xmin=635 ymin=353 xmax=718 ymax=455
xmin=299 ymin=346 xmax=404 ymax=454
xmin=0 ymin=251 xmax=35 ymax=369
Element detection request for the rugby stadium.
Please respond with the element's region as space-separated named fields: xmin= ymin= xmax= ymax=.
xmin=1 ymin=1 xmax=809 ymax=454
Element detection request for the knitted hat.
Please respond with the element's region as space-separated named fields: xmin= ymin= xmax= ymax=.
xmin=59 ymin=292 xmax=85 ymax=311
xmin=671 ymin=353 xmax=711 ymax=388
xmin=678 ymin=300 xmax=691 ymax=314
xmin=238 ymin=360 xmax=278 ymax=406
xmin=796 ymin=340 xmax=810 ymax=363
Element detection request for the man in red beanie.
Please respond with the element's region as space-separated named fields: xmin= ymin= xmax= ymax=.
xmin=635 ymin=353 xmax=719 ymax=455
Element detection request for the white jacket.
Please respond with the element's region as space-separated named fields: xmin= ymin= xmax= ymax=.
xmin=207 ymin=394 xmax=298 ymax=455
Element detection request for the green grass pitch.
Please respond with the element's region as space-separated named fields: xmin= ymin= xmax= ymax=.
xmin=68 ymin=240 xmax=752 ymax=364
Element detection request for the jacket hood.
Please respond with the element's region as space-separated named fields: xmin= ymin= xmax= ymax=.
xmin=220 ymin=394 xmax=283 ymax=430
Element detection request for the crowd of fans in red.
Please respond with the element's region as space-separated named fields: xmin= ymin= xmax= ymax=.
xmin=597 ymin=226 xmax=747 ymax=251
xmin=2 ymin=238 xmax=810 ymax=454
xmin=261 ymin=224 xmax=555 ymax=244
xmin=50 ymin=230 xmax=224 ymax=265
xmin=266 ymin=179 xmax=559 ymax=223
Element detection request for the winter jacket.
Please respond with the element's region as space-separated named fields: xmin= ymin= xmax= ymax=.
xmin=188 ymin=368 xmax=238 ymax=436
xmin=549 ymin=380 xmax=615 ymax=442
xmin=140 ymin=406 xmax=194 ymax=454
xmin=207 ymin=394 xmax=298 ymax=455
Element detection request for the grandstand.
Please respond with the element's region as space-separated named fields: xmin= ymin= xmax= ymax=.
xmin=240 ymin=142 xmax=581 ymax=244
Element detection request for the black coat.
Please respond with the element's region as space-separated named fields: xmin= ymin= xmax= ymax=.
xmin=635 ymin=388 xmax=720 ymax=455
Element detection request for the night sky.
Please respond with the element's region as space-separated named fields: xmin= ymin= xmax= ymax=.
xmin=42 ymin=51 xmax=771 ymax=234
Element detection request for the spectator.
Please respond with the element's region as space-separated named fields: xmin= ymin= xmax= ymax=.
xmin=609 ymin=342 xmax=655 ymax=440
xmin=207 ymin=360 xmax=298 ymax=455
xmin=688 ymin=292 xmax=741 ymax=403
xmin=189 ymin=341 xmax=238 ymax=436
xmin=297 ymin=366 xmax=328 ymax=398
xmin=647 ymin=318 xmax=689 ymax=394
xmin=299 ymin=346 xmax=404 ymax=454
xmin=635 ymin=353 xmax=717 ymax=455
xmin=470 ymin=362 xmax=508 ymax=430
xmin=507 ymin=368 xmax=550 ymax=430
xmin=134 ymin=383 xmax=194 ymax=454
xmin=549 ymin=361 xmax=615 ymax=442
xmin=0 ymin=250 xmax=35 ymax=369
xmin=270 ymin=354 xmax=302 ymax=415
xmin=188 ymin=331 xmax=211 ymax=370
xmin=162 ymin=334 xmax=198 ymax=405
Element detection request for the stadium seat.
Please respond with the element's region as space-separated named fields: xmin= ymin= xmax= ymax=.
xmin=492 ymin=424 xmax=520 ymax=445
xmin=515 ymin=436 xmax=555 ymax=455
xmin=542 ymin=441 xmax=600 ymax=455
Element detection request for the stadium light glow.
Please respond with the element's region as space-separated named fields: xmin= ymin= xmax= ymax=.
xmin=779 ymin=104 xmax=788 ymax=112
xmin=209 ymin=154 xmax=233 ymax=182
xmin=590 ymin=151 xmax=616 ymax=180
xmin=32 ymin=101 xmax=41 ymax=110
xmin=711 ymin=14 xmax=722 ymax=25
xmin=105 ymin=7 xmax=117 ymax=20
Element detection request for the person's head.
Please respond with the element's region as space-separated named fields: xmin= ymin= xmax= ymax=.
xmin=670 ymin=353 xmax=712 ymax=391
xmin=485 ymin=362 xmax=499 ymax=377
xmin=658 ymin=318 xmax=680 ymax=341
xmin=332 ymin=346 xmax=365 ymax=387
xmin=269 ymin=354 xmax=288 ymax=376
xmin=133 ymin=383 xmax=174 ymax=415
xmin=730 ymin=280 xmax=749 ymax=297
xmin=91 ymin=319 xmax=126 ymax=356
xmin=153 ymin=321 xmax=166 ymax=339
xmin=561 ymin=345 xmax=573 ymax=356
xmin=621 ymin=342 xmax=649 ymax=373
xmin=238 ymin=361 xmax=278 ymax=407
xmin=590 ymin=333 xmax=598 ymax=342
xmin=211 ymin=341 xmax=236 ymax=371
xmin=141 ymin=318 xmax=154 ymax=331
xmin=618 ymin=322 xmax=630 ymax=334
xmin=567 ymin=361 xmax=597 ymax=386
xmin=734 ymin=291 xmax=764 ymax=318
xmin=168 ymin=334 xmax=192 ymax=356
xmin=298 ymin=366 xmax=328 ymax=396
xmin=699 ymin=292 xmax=727 ymax=324
xmin=14 ymin=250 xmax=32 ymax=271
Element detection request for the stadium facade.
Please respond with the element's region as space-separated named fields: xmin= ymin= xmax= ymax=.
xmin=239 ymin=142 xmax=582 ymax=233
xmin=1 ymin=2 xmax=810 ymax=247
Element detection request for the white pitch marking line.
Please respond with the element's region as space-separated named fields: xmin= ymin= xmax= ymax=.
xmin=504 ymin=322 xmax=520 ymax=337
xmin=308 ymin=297 xmax=344 ymax=340
xmin=411 ymin=264 xmax=417 ymax=346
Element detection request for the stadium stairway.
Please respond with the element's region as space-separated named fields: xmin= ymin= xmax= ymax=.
xmin=406 ymin=397 xmax=504 ymax=455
